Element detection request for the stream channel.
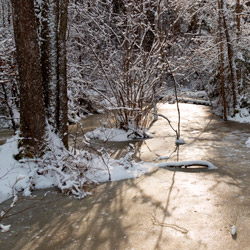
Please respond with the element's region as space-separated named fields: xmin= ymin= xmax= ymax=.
xmin=0 ymin=103 xmax=250 ymax=250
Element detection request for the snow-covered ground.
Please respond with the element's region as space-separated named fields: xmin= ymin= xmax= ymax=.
xmin=0 ymin=133 xmax=218 ymax=206
xmin=228 ymin=108 xmax=250 ymax=124
xmin=85 ymin=127 xmax=153 ymax=141
xmin=179 ymin=89 xmax=250 ymax=124
xmin=0 ymin=135 xmax=154 ymax=205
xmin=0 ymin=135 xmax=54 ymax=204
xmin=0 ymin=134 xmax=159 ymax=232
xmin=85 ymin=127 xmax=136 ymax=141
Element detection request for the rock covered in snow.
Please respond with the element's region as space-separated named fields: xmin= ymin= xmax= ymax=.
xmin=176 ymin=138 xmax=185 ymax=145
xmin=231 ymin=225 xmax=237 ymax=236
xmin=0 ymin=224 xmax=11 ymax=233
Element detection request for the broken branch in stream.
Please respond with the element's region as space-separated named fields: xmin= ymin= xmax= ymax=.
xmin=153 ymin=113 xmax=178 ymax=139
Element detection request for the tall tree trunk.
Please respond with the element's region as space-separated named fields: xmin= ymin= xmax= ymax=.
xmin=218 ymin=0 xmax=227 ymax=121
xmin=40 ymin=0 xmax=51 ymax=115
xmin=235 ymin=0 xmax=241 ymax=39
xmin=56 ymin=0 xmax=68 ymax=148
xmin=221 ymin=0 xmax=237 ymax=112
xmin=235 ymin=0 xmax=241 ymax=91
xmin=11 ymin=0 xmax=46 ymax=151
xmin=38 ymin=0 xmax=69 ymax=148
xmin=41 ymin=0 xmax=58 ymax=127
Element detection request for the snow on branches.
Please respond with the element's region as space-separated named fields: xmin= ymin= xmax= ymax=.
xmin=67 ymin=0 xmax=171 ymax=133
xmin=0 ymin=27 xmax=19 ymax=129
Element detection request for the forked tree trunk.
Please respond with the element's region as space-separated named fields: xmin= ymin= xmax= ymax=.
xmin=11 ymin=0 xmax=46 ymax=151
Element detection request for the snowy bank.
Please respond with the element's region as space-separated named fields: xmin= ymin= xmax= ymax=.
xmin=0 ymin=136 xmax=31 ymax=204
xmin=0 ymin=135 xmax=156 ymax=204
xmin=85 ymin=127 xmax=153 ymax=141
xmin=0 ymin=132 xmax=217 ymax=206
xmin=227 ymin=108 xmax=250 ymax=124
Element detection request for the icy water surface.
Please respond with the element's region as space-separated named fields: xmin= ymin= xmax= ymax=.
xmin=1 ymin=103 xmax=250 ymax=250
xmin=69 ymin=103 xmax=250 ymax=167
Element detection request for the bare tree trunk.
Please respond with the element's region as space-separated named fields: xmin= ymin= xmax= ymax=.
xmin=40 ymin=0 xmax=51 ymax=115
xmin=56 ymin=0 xmax=69 ymax=148
xmin=235 ymin=0 xmax=241 ymax=91
xmin=37 ymin=0 xmax=69 ymax=148
xmin=11 ymin=0 xmax=46 ymax=151
xmin=218 ymin=0 xmax=227 ymax=121
xmin=221 ymin=0 xmax=237 ymax=112
xmin=235 ymin=0 xmax=241 ymax=39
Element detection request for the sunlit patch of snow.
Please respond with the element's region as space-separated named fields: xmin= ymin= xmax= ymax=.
xmin=93 ymin=161 xmax=157 ymax=182
xmin=85 ymin=127 xmax=153 ymax=142
xmin=85 ymin=128 xmax=131 ymax=141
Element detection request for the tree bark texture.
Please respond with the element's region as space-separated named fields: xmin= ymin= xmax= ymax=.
xmin=221 ymin=0 xmax=237 ymax=111
xmin=40 ymin=0 xmax=51 ymax=114
xmin=218 ymin=0 xmax=227 ymax=120
xmin=38 ymin=0 xmax=69 ymax=148
xmin=56 ymin=0 xmax=69 ymax=148
xmin=235 ymin=0 xmax=241 ymax=39
xmin=11 ymin=0 xmax=46 ymax=150
xmin=235 ymin=0 xmax=241 ymax=90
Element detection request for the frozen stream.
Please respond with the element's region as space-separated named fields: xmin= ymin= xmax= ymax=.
xmin=1 ymin=103 xmax=250 ymax=250
xmin=1 ymin=103 xmax=250 ymax=180
xmin=70 ymin=103 xmax=250 ymax=166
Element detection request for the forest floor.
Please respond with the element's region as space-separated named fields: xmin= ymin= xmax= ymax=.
xmin=1 ymin=103 xmax=250 ymax=250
